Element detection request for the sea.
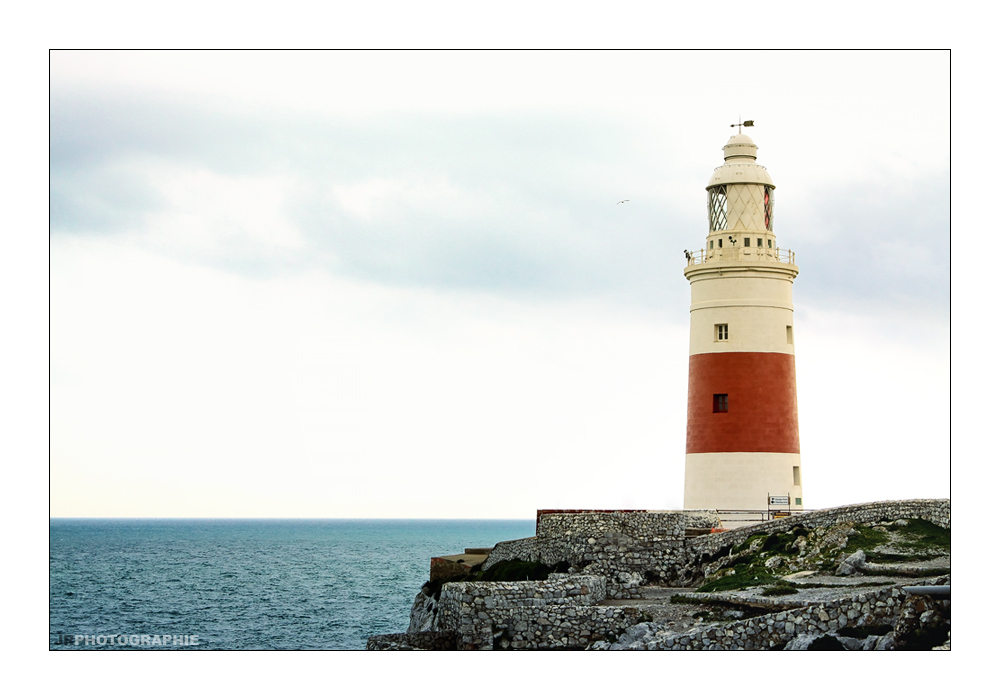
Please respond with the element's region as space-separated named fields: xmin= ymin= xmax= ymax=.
xmin=49 ymin=518 xmax=536 ymax=650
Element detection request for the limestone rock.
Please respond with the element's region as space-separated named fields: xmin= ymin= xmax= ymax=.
xmin=874 ymin=633 xmax=896 ymax=651
xmin=609 ymin=622 xmax=654 ymax=650
xmin=836 ymin=635 xmax=867 ymax=650
xmin=784 ymin=633 xmax=821 ymax=650
xmin=407 ymin=589 xmax=438 ymax=633
xmin=835 ymin=549 xmax=865 ymax=576
xmin=616 ymin=571 xmax=644 ymax=587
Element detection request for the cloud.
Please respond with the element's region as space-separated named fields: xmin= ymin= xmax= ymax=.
xmin=50 ymin=90 xmax=696 ymax=308
xmin=46 ymin=52 xmax=951 ymax=519
xmin=787 ymin=174 xmax=950 ymax=320
xmin=50 ymin=81 xmax=948 ymax=323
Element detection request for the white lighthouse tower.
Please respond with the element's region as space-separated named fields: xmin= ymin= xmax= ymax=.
xmin=682 ymin=129 xmax=803 ymax=521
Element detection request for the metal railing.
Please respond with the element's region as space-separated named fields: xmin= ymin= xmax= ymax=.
xmin=685 ymin=247 xmax=795 ymax=266
xmin=715 ymin=508 xmax=813 ymax=524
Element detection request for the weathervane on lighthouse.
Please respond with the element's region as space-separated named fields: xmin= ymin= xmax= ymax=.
xmin=681 ymin=127 xmax=803 ymax=526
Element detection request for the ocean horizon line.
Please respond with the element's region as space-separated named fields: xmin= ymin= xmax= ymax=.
xmin=49 ymin=516 xmax=536 ymax=521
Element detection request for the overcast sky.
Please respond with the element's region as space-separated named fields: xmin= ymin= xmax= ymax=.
xmin=47 ymin=50 xmax=952 ymax=518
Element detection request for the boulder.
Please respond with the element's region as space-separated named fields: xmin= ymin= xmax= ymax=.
xmin=835 ymin=549 xmax=866 ymax=576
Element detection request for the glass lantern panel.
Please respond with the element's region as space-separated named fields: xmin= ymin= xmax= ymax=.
xmin=708 ymin=186 xmax=728 ymax=232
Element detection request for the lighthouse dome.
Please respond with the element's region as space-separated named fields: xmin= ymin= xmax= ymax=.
xmin=707 ymin=134 xmax=774 ymax=188
xmin=723 ymin=133 xmax=758 ymax=160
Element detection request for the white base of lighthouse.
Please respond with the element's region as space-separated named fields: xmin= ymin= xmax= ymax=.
xmin=684 ymin=452 xmax=803 ymax=516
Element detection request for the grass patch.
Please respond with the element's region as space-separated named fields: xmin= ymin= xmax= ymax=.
xmin=759 ymin=527 xmax=810 ymax=555
xmin=697 ymin=560 xmax=777 ymax=592
xmin=731 ymin=526 xmax=809 ymax=557
xmin=730 ymin=535 xmax=766 ymax=556
xmin=887 ymin=519 xmax=951 ymax=548
xmin=845 ymin=526 xmax=889 ymax=550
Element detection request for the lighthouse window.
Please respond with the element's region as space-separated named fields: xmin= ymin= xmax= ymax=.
xmin=757 ymin=238 xmax=763 ymax=247
xmin=793 ymin=466 xmax=801 ymax=486
xmin=708 ymin=186 xmax=728 ymax=232
xmin=715 ymin=324 xmax=729 ymax=341
xmin=768 ymin=239 xmax=772 ymax=248
xmin=743 ymin=237 xmax=750 ymax=247
xmin=709 ymin=240 xmax=714 ymax=249
xmin=764 ymin=186 xmax=775 ymax=231
xmin=713 ymin=394 xmax=728 ymax=413
xmin=719 ymin=238 xmax=723 ymax=248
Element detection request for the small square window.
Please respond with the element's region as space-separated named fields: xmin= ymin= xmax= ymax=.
xmin=795 ymin=497 xmax=802 ymax=506
xmin=713 ymin=394 xmax=728 ymax=413
xmin=757 ymin=238 xmax=763 ymax=247
xmin=743 ymin=237 xmax=750 ymax=247
xmin=715 ymin=323 xmax=728 ymax=341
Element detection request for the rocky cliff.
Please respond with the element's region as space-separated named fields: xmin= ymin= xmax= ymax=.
xmin=367 ymin=499 xmax=950 ymax=650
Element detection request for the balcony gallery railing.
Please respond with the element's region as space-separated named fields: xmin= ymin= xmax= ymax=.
xmin=684 ymin=246 xmax=795 ymax=266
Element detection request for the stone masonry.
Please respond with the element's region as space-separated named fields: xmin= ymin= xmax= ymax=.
xmin=367 ymin=499 xmax=949 ymax=650
xmin=483 ymin=499 xmax=949 ymax=597
xmin=435 ymin=574 xmax=643 ymax=650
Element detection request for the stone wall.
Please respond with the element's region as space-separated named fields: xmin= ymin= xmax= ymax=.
xmin=483 ymin=536 xmax=685 ymax=599
xmin=681 ymin=499 xmax=951 ymax=568
xmin=484 ymin=510 xmax=722 ymax=598
xmin=484 ymin=500 xmax=950 ymax=595
xmin=612 ymin=579 xmax=946 ymax=650
xmin=434 ymin=574 xmax=643 ymax=650
xmin=535 ymin=510 xmax=719 ymax=540
xmin=368 ymin=499 xmax=950 ymax=650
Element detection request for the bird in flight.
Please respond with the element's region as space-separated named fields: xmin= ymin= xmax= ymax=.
xmin=616 ymin=200 xmax=629 ymax=205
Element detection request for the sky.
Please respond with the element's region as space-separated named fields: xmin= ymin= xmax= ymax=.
xmin=45 ymin=50 xmax=953 ymax=518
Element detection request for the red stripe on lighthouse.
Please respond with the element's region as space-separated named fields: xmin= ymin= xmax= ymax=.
xmin=686 ymin=352 xmax=800 ymax=454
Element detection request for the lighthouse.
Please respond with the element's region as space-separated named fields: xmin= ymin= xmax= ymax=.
xmin=682 ymin=130 xmax=803 ymax=520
